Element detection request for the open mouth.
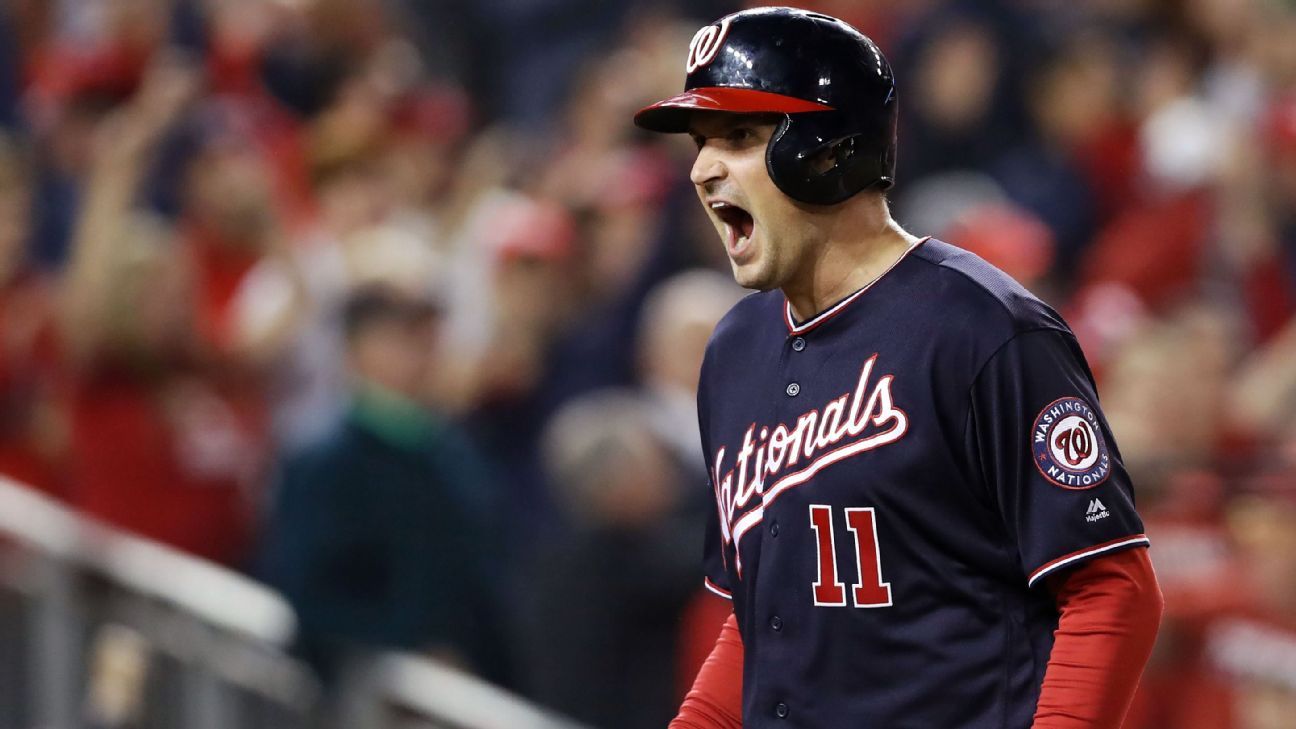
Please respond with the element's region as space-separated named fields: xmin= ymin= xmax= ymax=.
xmin=710 ymin=201 xmax=756 ymax=257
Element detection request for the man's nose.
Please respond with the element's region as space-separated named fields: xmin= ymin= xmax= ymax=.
xmin=690 ymin=145 xmax=727 ymax=189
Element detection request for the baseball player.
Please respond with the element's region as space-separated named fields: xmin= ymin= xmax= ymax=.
xmin=633 ymin=8 xmax=1163 ymax=728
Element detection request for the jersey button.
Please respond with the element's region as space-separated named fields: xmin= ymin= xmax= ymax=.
xmin=775 ymin=702 xmax=789 ymax=719
xmin=770 ymin=615 xmax=783 ymax=631
xmin=792 ymin=336 xmax=806 ymax=352
xmin=786 ymin=382 xmax=800 ymax=397
xmin=769 ymin=521 xmax=779 ymax=537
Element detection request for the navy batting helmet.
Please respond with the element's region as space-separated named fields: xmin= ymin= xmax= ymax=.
xmin=634 ymin=7 xmax=898 ymax=206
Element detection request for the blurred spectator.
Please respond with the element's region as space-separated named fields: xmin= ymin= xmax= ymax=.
xmin=895 ymin=15 xmax=1013 ymax=185
xmin=637 ymin=268 xmax=745 ymax=472
xmin=1228 ymin=314 xmax=1296 ymax=444
xmin=990 ymin=33 xmax=1114 ymax=275
xmin=445 ymin=194 xmax=579 ymax=409
xmin=59 ymin=55 xmax=266 ymax=566
xmin=450 ymin=195 xmax=581 ymax=548
xmin=258 ymin=283 xmax=507 ymax=683
xmin=1076 ymin=35 xmax=1220 ymax=310
xmin=471 ymin=0 xmax=637 ymax=126
xmin=0 ymin=133 xmax=61 ymax=494
xmin=21 ymin=0 xmax=172 ymax=268
xmin=517 ymin=390 xmax=700 ymax=729
xmin=634 ymin=268 xmax=746 ymax=699
xmin=381 ymin=84 xmax=473 ymax=243
xmin=248 ymin=72 xmax=434 ymax=451
xmin=1141 ymin=472 xmax=1296 ymax=729
xmin=548 ymin=146 xmax=680 ymax=398
xmin=255 ymin=0 xmax=390 ymax=118
xmin=1100 ymin=302 xmax=1239 ymax=492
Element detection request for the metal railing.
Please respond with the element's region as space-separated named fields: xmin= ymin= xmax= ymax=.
xmin=0 ymin=476 xmax=588 ymax=729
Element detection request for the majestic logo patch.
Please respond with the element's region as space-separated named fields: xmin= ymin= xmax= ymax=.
xmin=1085 ymin=498 xmax=1110 ymax=523
xmin=1032 ymin=397 xmax=1111 ymax=490
xmin=686 ymin=16 xmax=733 ymax=73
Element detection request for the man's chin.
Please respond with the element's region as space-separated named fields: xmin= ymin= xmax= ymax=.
xmin=730 ymin=260 xmax=775 ymax=291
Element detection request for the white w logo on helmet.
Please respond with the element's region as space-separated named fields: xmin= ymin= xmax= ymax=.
xmin=686 ymin=16 xmax=733 ymax=73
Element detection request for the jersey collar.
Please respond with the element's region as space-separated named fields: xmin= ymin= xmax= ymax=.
xmin=783 ymin=236 xmax=929 ymax=336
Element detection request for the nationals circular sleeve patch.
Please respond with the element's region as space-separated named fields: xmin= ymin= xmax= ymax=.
xmin=1031 ymin=397 xmax=1112 ymax=489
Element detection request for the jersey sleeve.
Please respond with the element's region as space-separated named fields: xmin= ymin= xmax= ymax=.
xmin=965 ymin=328 xmax=1148 ymax=588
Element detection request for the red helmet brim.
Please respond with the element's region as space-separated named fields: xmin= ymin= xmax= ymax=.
xmin=634 ymin=87 xmax=834 ymax=133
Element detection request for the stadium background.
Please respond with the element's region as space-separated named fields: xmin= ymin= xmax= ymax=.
xmin=0 ymin=0 xmax=1294 ymax=727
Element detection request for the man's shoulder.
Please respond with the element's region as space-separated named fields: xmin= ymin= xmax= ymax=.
xmin=708 ymin=288 xmax=783 ymax=349
xmin=696 ymin=289 xmax=781 ymax=395
xmin=907 ymin=237 xmax=1068 ymax=337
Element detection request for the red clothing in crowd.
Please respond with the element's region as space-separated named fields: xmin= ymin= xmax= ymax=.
xmin=1131 ymin=507 xmax=1296 ymax=729
xmin=65 ymin=363 xmax=263 ymax=565
xmin=0 ymin=272 xmax=63 ymax=495
xmin=61 ymin=228 xmax=272 ymax=566
xmin=184 ymin=225 xmax=263 ymax=354
xmin=1137 ymin=596 xmax=1296 ymax=729
xmin=1080 ymin=191 xmax=1210 ymax=310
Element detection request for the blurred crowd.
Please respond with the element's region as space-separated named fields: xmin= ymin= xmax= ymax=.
xmin=0 ymin=0 xmax=1293 ymax=727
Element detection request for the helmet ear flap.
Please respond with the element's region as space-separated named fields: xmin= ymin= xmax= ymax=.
xmin=766 ymin=112 xmax=896 ymax=205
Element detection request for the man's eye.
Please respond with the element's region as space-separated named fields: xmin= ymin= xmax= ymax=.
xmin=727 ymin=128 xmax=752 ymax=143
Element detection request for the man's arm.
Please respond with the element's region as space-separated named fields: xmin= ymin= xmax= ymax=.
xmin=1032 ymin=548 xmax=1164 ymax=729
xmin=61 ymin=54 xmax=200 ymax=364
xmin=671 ymin=612 xmax=744 ymax=729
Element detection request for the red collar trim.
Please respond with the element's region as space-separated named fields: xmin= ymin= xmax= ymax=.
xmin=783 ymin=236 xmax=929 ymax=335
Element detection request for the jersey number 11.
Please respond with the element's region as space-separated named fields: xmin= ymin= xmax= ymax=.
xmin=809 ymin=504 xmax=893 ymax=608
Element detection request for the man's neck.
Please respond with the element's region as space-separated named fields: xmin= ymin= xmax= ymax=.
xmin=783 ymin=214 xmax=920 ymax=323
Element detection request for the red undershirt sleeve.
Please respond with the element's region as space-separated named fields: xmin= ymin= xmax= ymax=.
xmin=1032 ymin=547 xmax=1164 ymax=729
xmin=671 ymin=612 xmax=744 ymax=729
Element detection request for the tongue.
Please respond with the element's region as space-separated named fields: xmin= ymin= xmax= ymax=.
xmin=737 ymin=211 xmax=754 ymax=239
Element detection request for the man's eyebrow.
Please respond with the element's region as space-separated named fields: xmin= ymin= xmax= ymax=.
xmin=688 ymin=123 xmax=735 ymax=137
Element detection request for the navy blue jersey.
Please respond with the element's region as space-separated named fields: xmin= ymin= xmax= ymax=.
xmin=696 ymin=238 xmax=1148 ymax=728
